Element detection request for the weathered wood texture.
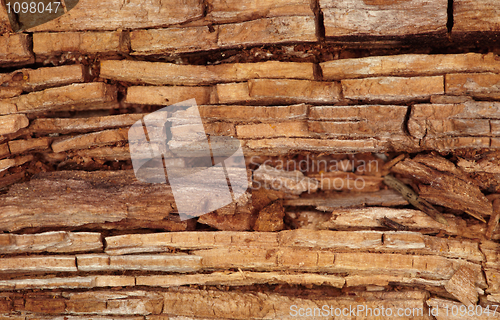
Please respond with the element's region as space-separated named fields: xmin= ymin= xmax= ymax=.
xmin=100 ymin=60 xmax=315 ymax=85
xmin=0 ymin=65 xmax=85 ymax=92
xmin=131 ymin=16 xmax=316 ymax=54
xmin=162 ymin=289 xmax=431 ymax=319
xmin=0 ymin=232 xmax=102 ymax=254
xmin=321 ymin=53 xmax=500 ymax=80
xmin=0 ymin=170 xmax=191 ymax=232
xmin=0 ymin=83 xmax=117 ymax=115
xmin=342 ymin=76 xmax=444 ymax=102
xmin=205 ymin=0 xmax=314 ymax=24
xmin=408 ymin=102 xmax=500 ymax=139
xmin=0 ymin=0 xmax=11 ymax=34
xmin=28 ymin=0 xmax=204 ymax=32
xmin=392 ymin=156 xmax=493 ymax=221
xmin=0 ymin=34 xmax=33 ymax=67
xmin=320 ymin=0 xmax=447 ymax=38
xmin=446 ymin=73 xmax=500 ymax=99
xmin=33 ymin=32 xmax=128 ymax=57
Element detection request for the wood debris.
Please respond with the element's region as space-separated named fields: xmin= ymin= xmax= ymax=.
xmin=1 ymin=3 xmax=500 ymax=319
xmin=392 ymin=156 xmax=492 ymax=222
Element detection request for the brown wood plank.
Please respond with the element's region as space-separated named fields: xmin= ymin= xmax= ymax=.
xmin=320 ymin=0 xmax=447 ymax=38
xmin=28 ymin=0 xmax=204 ymax=32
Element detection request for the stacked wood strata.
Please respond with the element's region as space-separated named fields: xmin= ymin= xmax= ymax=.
xmin=1 ymin=0 xmax=500 ymax=319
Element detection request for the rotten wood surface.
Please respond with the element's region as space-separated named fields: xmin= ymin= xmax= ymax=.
xmin=1 ymin=7 xmax=500 ymax=319
xmin=0 ymin=83 xmax=117 ymax=115
xmin=0 ymin=34 xmax=33 ymax=67
xmin=320 ymin=0 xmax=447 ymax=39
xmin=392 ymin=156 xmax=493 ymax=221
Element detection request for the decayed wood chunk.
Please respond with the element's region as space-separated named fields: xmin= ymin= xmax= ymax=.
xmin=0 ymin=65 xmax=85 ymax=92
xmin=131 ymin=26 xmax=219 ymax=55
xmin=392 ymin=158 xmax=493 ymax=220
xmin=63 ymin=291 xmax=163 ymax=315
xmin=481 ymin=240 xmax=500 ymax=270
xmin=444 ymin=266 xmax=479 ymax=306
xmin=244 ymin=138 xmax=384 ymax=155
xmin=249 ymin=79 xmax=341 ymax=103
xmin=199 ymin=104 xmax=308 ymax=122
xmin=163 ymin=288 xmax=431 ymax=319
xmin=453 ymin=0 xmax=500 ymax=33
xmin=457 ymin=153 xmax=500 ymax=174
xmin=345 ymin=274 xmax=447 ymax=288
xmin=51 ymin=128 xmax=128 ymax=153
xmin=0 ymin=232 xmax=102 ymax=254
xmin=320 ymin=0 xmax=447 ymax=38
xmin=321 ymin=207 xmax=466 ymax=235
xmin=77 ymin=254 xmax=202 ymax=272
xmin=30 ymin=114 xmax=144 ymax=134
xmin=195 ymin=246 xmax=482 ymax=281
xmin=0 ymin=276 xmax=135 ymax=290
xmin=427 ymin=298 xmax=500 ymax=320
xmin=0 ymin=154 xmax=32 ymax=172
xmin=284 ymin=189 xmax=407 ymax=210
xmin=126 ymin=86 xmax=212 ymax=105
xmin=33 ymin=32 xmax=127 ymax=57
xmin=253 ymin=164 xmax=318 ymax=195
xmin=282 ymin=229 xmax=483 ymax=262
xmin=0 ymin=142 xmax=9 ymax=158
xmin=100 ymin=60 xmax=314 ymax=85
xmin=253 ymin=201 xmax=285 ymax=231
xmin=216 ymin=79 xmax=341 ymax=105
xmin=28 ymin=0 xmax=203 ymax=32
xmin=321 ymin=53 xmax=500 ymax=80
xmin=308 ymin=105 xmax=407 ymax=138
xmin=236 ymin=121 xmax=309 ymax=139
xmin=308 ymin=172 xmax=383 ymax=192
xmin=0 ymin=170 xmax=196 ymax=232
xmin=0 ymin=114 xmax=29 ymax=136
xmin=206 ymin=0 xmax=313 ymax=24
xmin=8 ymin=137 xmax=51 ymax=155
xmin=138 ymin=271 xmax=344 ymax=288
xmin=430 ymin=95 xmax=473 ymax=104
xmin=485 ymin=269 xmax=500 ymax=293
xmin=0 ymin=256 xmax=77 ymax=273
xmin=0 ymin=87 xmax=22 ymax=99
xmin=342 ymin=76 xmax=444 ymax=102
xmin=487 ymin=199 xmax=500 ymax=239
xmin=197 ymin=210 xmax=256 ymax=231
xmin=446 ymin=73 xmax=500 ymax=99
xmin=422 ymin=137 xmax=491 ymax=152
xmin=0 ymin=0 xmax=12 ymax=34
xmin=105 ymin=232 xmax=278 ymax=255
xmin=408 ymin=102 xmax=500 ymax=139
xmin=0 ymin=34 xmax=33 ymax=67
xmin=0 ymin=83 xmax=117 ymax=115
xmin=217 ymin=16 xmax=316 ymax=48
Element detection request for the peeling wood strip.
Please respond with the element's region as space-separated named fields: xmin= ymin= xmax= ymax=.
xmin=321 ymin=53 xmax=500 ymax=80
xmin=0 ymin=83 xmax=117 ymax=115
